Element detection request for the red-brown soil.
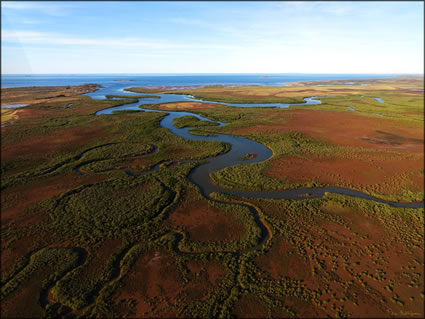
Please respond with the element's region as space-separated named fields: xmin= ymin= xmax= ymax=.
xmin=1 ymin=84 xmax=100 ymax=106
xmin=186 ymin=260 xmax=226 ymax=287
xmin=169 ymin=189 xmax=246 ymax=242
xmin=235 ymin=109 xmax=424 ymax=153
xmin=1 ymin=272 xmax=46 ymax=318
xmin=232 ymin=294 xmax=268 ymax=318
xmin=254 ymin=199 xmax=424 ymax=318
xmin=113 ymin=251 xmax=227 ymax=317
xmin=80 ymin=240 xmax=123 ymax=280
xmin=233 ymin=109 xmax=423 ymax=197
xmin=117 ymin=157 xmax=155 ymax=170
xmin=2 ymin=83 xmax=422 ymax=318
xmin=15 ymin=107 xmax=69 ymax=119
xmin=131 ymin=78 xmax=424 ymax=101
xmin=148 ymin=101 xmax=224 ymax=111
xmin=265 ymin=152 xmax=424 ymax=196
xmin=12 ymin=96 xmax=117 ymax=117
xmin=1 ymin=126 xmax=113 ymax=163
xmin=1 ymin=173 xmax=106 ymax=224
xmin=1 ymin=236 xmax=42 ymax=278
xmin=112 ymin=250 xmax=183 ymax=318
xmin=1 ymin=174 xmax=106 ymax=278
xmin=1 ymin=254 xmax=71 ymax=318
xmin=255 ymin=237 xmax=312 ymax=282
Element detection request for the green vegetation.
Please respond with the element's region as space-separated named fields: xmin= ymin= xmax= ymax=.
xmin=301 ymin=94 xmax=424 ymax=124
xmin=1 ymin=248 xmax=81 ymax=300
xmin=173 ymin=115 xmax=219 ymax=129
xmin=128 ymin=77 xmax=424 ymax=124
xmin=209 ymin=130 xmax=424 ymax=201
xmin=1 ymin=84 xmax=101 ymax=106
xmin=1 ymin=108 xmax=228 ymax=190
xmin=127 ymin=86 xmax=307 ymax=104
xmin=1 ymin=80 xmax=423 ymax=318
xmin=211 ymin=191 xmax=424 ymax=318
xmin=139 ymin=92 xmax=423 ymax=202
xmin=171 ymin=184 xmax=263 ymax=253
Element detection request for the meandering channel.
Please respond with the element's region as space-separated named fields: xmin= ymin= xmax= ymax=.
xmin=89 ymin=87 xmax=424 ymax=209
xmin=6 ymin=84 xmax=417 ymax=317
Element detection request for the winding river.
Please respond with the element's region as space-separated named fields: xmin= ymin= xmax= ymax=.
xmin=4 ymin=82 xmax=420 ymax=317
xmin=87 ymin=86 xmax=424 ymax=209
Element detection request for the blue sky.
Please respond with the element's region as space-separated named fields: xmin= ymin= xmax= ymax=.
xmin=1 ymin=1 xmax=423 ymax=74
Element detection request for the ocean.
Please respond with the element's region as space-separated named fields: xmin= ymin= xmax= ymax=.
xmin=1 ymin=73 xmax=395 ymax=88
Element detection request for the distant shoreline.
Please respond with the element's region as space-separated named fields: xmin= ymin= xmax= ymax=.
xmin=0 ymin=73 xmax=408 ymax=89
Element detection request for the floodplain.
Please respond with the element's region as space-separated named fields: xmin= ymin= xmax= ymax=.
xmin=1 ymin=77 xmax=424 ymax=318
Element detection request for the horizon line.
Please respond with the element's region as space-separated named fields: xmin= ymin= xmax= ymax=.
xmin=2 ymin=72 xmax=423 ymax=76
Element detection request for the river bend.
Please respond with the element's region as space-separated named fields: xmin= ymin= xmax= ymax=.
xmin=88 ymin=87 xmax=424 ymax=209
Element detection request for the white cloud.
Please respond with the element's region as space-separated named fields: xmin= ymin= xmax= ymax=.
xmin=1 ymin=2 xmax=422 ymax=74
xmin=1 ymin=30 xmax=239 ymax=52
xmin=1 ymin=1 xmax=77 ymax=16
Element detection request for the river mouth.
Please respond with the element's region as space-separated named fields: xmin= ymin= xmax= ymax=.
xmin=89 ymin=85 xmax=423 ymax=209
